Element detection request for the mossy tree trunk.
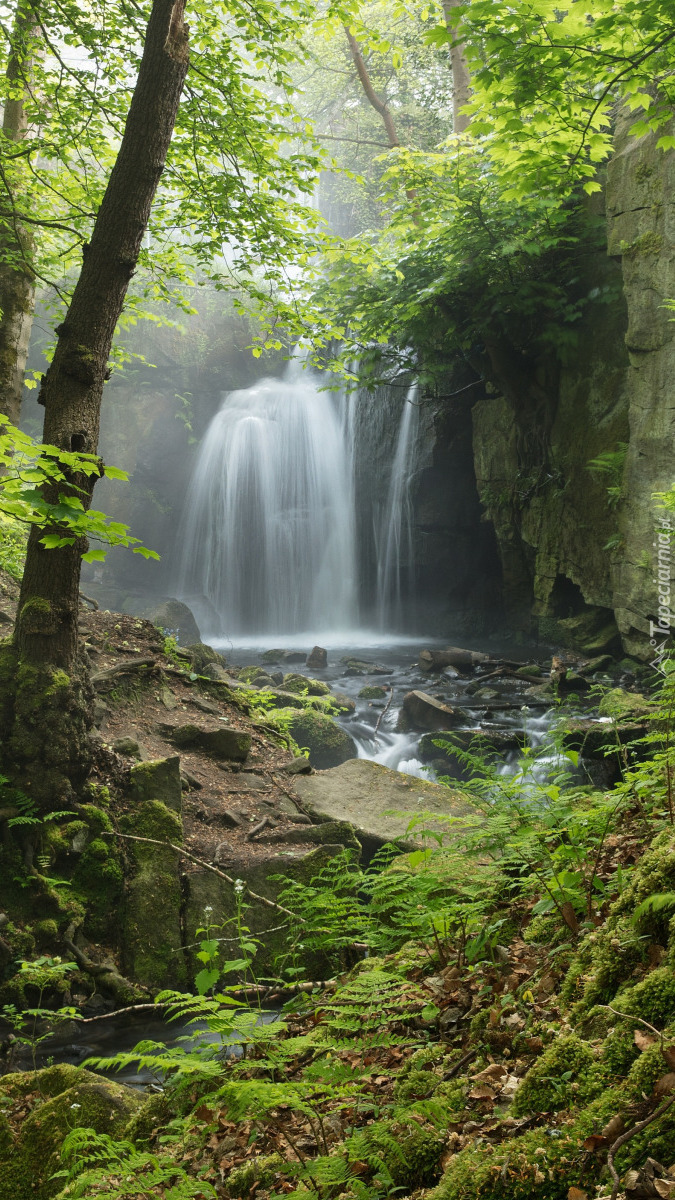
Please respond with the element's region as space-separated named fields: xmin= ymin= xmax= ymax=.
xmin=0 ymin=1 xmax=39 ymax=427
xmin=15 ymin=0 xmax=189 ymax=670
xmin=0 ymin=0 xmax=189 ymax=813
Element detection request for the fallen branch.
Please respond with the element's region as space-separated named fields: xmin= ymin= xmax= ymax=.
xmin=63 ymin=921 xmax=149 ymax=1006
xmin=79 ymin=591 xmax=99 ymax=610
xmin=443 ymin=1048 xmax=477 ymax=1079
xmin=246 ymin=815 xmax=273 ymax=842
xmin=103 ymin=830 xmax=305 ymax=921
xmin=373 ymin=686 xmax=394 ymax=740
xmin=607 ymin=1094 xmax=675 ymax=1200
xmin=268 ymin=771 xmax=313 ymax=819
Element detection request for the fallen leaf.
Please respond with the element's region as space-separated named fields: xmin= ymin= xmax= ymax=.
xmin=568 ymin=1188 xmax=588 ymax=1200
xmin=582 ymin=1135 xmax=608 ymax=1152
xmin=654 ymin=1182 xmax=675 ymax=1198
xmin=468 ymin=1085 xmax=497 ymax=1101
xmin=561 ymin=901 xmax=579 ymax=933
xmin=472 ymin=1064 xmax=506 ymax=1083
xmin=601 ymin=1114 xmax=625 ymax=1140
xmin=654 ymin=1073 xmax=675 ymax=1098
xmin=634 ymin=1030 xmax=658 ymax=1052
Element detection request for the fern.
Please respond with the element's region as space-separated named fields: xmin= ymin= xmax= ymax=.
xmin=54 ymin=1127 xmax=215 ymax=1199
xmin=632 ymin=892 xmax=675 ymax=924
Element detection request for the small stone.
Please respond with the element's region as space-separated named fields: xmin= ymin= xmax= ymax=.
xmin=189 ymin=696 xmax=220 ymax=714
xmin=160 ymin=686 xmax=178 ymax=710
xmin=112 ymin=736 xmax=142 ymax=758
xmin=282 ymin=757 xmax=312 ymax=775
xmin=283 ymin=650 xmax=307 ymax=663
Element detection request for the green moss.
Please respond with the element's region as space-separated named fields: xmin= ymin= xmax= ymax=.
xmin=511 ymin=1035 xmax=596 ymax=1116
xmin=267 ymin=707 xmax=355 ymax=769
xmin=625 ymin=1041 xmax=667 ymax=1099
xmin=429 ymin=1123 xmax=598 ymax=1200
xmin=358 ymin=685 xmax=388 ymax=700
xmin=394 ymin=1069 xmax=441 ymax=1101
xmin=618 ymin=966 xmax=675 ymax=1026
xmin=0 ymin=1066 xmax=142 ymax=1200
xmin=361 ymin=1116 xmax=447 ymax=1189
xmin=120 ymin=800 xmax=186 ymax=988
xmin=226 ymin=1153 xmax=286 ymax=1198
xmin=283 ymin=673 xmax=330 ymax=696
xmin=123 ymin=1092 xmax=173 ymax=1146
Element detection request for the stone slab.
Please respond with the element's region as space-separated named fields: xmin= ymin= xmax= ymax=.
xmin=292 ymin=758 xmax=476 ymax=849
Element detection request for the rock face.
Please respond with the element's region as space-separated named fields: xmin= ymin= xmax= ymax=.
xmin=0 ymin=1064 xmax=142 ymax=1200
xmin=183 ymin=845 xmax=349 ymax=980
xmin=292 ymin=758 xmax=475 ymax=853
xmin=607 ymin=112 xmax=675 ymax=657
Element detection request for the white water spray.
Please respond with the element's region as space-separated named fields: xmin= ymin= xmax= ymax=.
xmin=176 ymin=359 xmax=358 ymax=635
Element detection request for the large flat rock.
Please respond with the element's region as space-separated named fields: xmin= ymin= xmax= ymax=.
xmin=292 ymin=758 xmax=475 ymax=850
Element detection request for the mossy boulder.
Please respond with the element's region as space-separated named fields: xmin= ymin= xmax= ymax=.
xmin=268 ymin=708 xmax=357 ymax=770
xmin=120 ymin=799 xmax=186 ymax=988
xmin=226 ymin=1154 xmax=286 ymax=1198
xmin=511 ymin=1034 xmax=596 ymax=1116
xmin=358 ymin=685 xmax=388 ymax=700
xmin=0 ymin=1064 xmax=142 ymax=1200
xmin=597 ymin=687 xmax=652 ymax=719
xmin=360 ymin=1116 xmax=447 ymax=1189
xmin=129 ymin=755 xmax=182 ymax=813
xmin=282 ymin=672 xmax=331 ymax=696
xmin=185 ymin=642 xmax=225 ymax=672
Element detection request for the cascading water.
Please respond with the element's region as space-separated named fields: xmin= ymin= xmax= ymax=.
xmin=374 ymin=384 xmax=420 ymax=629
xmin=176 ymin=358 xmax=358 ymax=636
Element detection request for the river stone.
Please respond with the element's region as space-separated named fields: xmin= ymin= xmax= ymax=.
xmin=399 ymin=690 xmax=457 ymax=732
xmin=292 ymin=758 xmax=475 ymax=852
xmin=129 ymin=755 xmax=182 ymax=812
xmin=262 ymin=648 xmax=285 ymax=664
xmin=418 ymin=728 xmax=525 ymax=764
xmin=156 ymin=721 xmax=251 ymax=761
xmin=329 ymin=691 xmax=356 ymax=713
xmin=141 ymin=597 xmax=200 ymax=645
xmin=0 ymin=1064 xmax=142 ymax=1200
xmin=359 ymin=685 xmax=388 ymax=700
xmin=306 ymin=645 xmax=328 ymax=668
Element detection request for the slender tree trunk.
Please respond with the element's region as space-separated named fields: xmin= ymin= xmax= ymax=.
xmin=344 ymin=27 xmax=400 ymax=149
xmin=15 ymin=0 xmax=189 ymax=669
xmin=442 ymin=0 xmax=471 ymax=134
xmin=0 ymin=1 xmax=38 ymax=426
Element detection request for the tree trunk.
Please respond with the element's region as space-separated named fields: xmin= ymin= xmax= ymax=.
xmin=15 ymin=0 xmax=189 ymax=670
xmin=344 ymin=27 xmax=400 ymax=149
xmin=442 ymin=0 xmax=471 ymax=134
xmin=0 ymin=1 xmax=39 ymax=426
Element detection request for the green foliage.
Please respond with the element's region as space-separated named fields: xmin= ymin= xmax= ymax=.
xmin=55 ymin=1127 xmax=215 ymax=1199
xmin=587 ymin=442 xmax=628 ymax=508
xmin=0 ymin=419 xmax=158 ymax=563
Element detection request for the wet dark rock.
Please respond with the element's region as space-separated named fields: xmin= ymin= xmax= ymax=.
xmin=399 ymin=690 xmax=457 ymax=732
xmin=306 ymin=645 xmax=328 ymax=669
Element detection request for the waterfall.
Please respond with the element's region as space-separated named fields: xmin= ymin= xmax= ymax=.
xmin=176 ymin=358 xmax=358 ymax=636
xmin=374 ymin=384 xmax=420 ymax=628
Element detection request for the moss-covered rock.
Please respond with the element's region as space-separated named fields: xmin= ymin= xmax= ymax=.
xmin=120 ymin=799 xmax=186 ymax=988
xmin=360 ymin=1116 xmax=447 ymax=1189
xmin=358 ymin=685 xmax=388 ymax=700
xmin=226 ymin=1153 xmax=286 ymax=1198
xmin=598 ymin=688 xmax=652 ymax=719
xmin=0 ymin=1064 xmax=142 ymax=1200
xmin=129 ymin=755 xmax=182 ymax=813
xmin=267 ymin=708 xmax=356 ymax=770
xmin=511 ymin=1035 xmax=597 ymax=1116
xmin=283 ymin=673 xmax=331 ymax=696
